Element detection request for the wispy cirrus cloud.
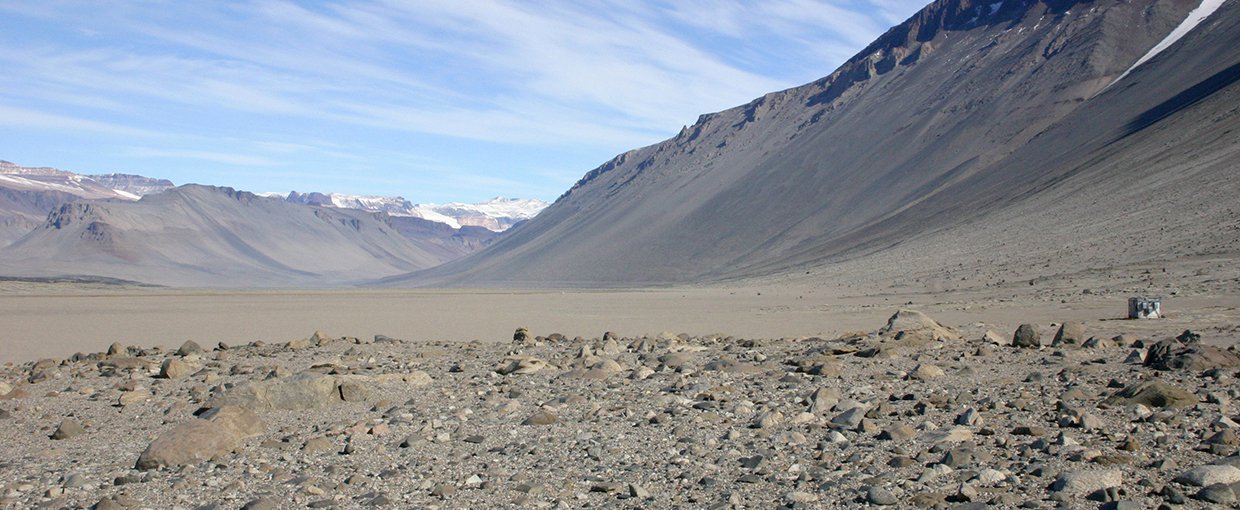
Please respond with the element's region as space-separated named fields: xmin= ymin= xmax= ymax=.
xmin=0 ymin=0 xmax=928 ymax=202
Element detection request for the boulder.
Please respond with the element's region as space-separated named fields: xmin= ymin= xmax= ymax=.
xmin=523 ymin=410 xmax=558 ymax=426
xmin=1050 ymin=469 xmax=1122 ymax=497
xmin=308 ymin=330 xmax=335 ymax=346
xmin=879 ymin=310 xmax=961 ymax=342
xmin=1052 ymin=322 xmax=1086 ymax=346
xmin=1174 ymin=465 xmax=1240 ymax=487
xmin=910 ymin=363 xmax=946 ymax=380
xmin=1144 ymin=339 xmax=1240 ymax=371
xmin=50 ymin=419 xmax=86 ymax=440
xmin=197 ymin=406 xmax=265 ymax=438
xmin=175 ymin=340 xmax=203 ymax=356
xmin=208 ymin=372 xmax=341 ymax=410
xmin=497 ymin=357 xmax=548 ymax=375
xmin=982 ymin=330 xmax=1009 ymax=346
xmin=337 ymin=377 xmax=376 ymax=402
xmin=135 ymin=405 xmax=263 ymax=470
xmin=1102 ymin=380 xmax=1197 ymax=408
xmin=159 ymin=358 xmax=195 ymax=379
xmin=1012 ymin=324 xmax=1040 ymax=348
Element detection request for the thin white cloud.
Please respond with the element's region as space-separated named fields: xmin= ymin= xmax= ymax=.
xmin=0 ymin=0 xmax=929 ymax=199
xmin=0 ymin=104 xmax=163 ymax=138
xmin=123 ymin=147 xmax=277 ymax=167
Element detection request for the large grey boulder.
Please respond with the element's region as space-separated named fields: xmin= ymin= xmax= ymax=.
xmin=1013 ymin=324 xmax=1040 ymax=348
xmin=1175 ymin=465 xmax=1240 ymax=487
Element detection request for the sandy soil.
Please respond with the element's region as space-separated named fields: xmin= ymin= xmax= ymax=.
xmin=4 ymin=280 xmax=1237 ymax=365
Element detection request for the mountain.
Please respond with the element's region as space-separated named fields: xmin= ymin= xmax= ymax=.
xmin=0 ymin=187 xmax=82 ymax=248
xmin=387 ymin=0 xmax=1240 ymax=287
xmin=0 ymin=184 xmax=462 ymax=287
xmin=278 ymin=191 xmax=547 ymax=231
xmin=0 ymin=161 xmax=141 ymax=200
xmin=0 ymin=161 xmax=147 ymax=246
xmin=88 ymin=173 xmax=175 ymax=197
xmin=410 ymin=197 xmax=548 ymax=231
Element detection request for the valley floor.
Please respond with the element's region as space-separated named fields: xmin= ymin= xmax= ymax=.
xmin=2 ymin=263 xmax=1238 ymax=365
xmin=2 ymin=279 xmax=1240 ymax=509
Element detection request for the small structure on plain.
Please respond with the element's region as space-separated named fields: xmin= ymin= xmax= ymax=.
xmin=1128 ymin=296 xmax=1162 ymax=319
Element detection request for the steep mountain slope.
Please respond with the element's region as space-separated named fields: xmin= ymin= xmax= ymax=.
xmin=391 ymin=0 xmax=1237 ymax=287
xmin=382 ymin=215 xmax=502 ymax=254
xmin=0 ymin=187 xmax=82 ymax=248
xmin=0 ymin=185 xmax=456 ymax=286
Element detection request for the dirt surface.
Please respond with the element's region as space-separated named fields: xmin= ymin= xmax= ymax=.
xmin=3 ymin=278 xmax=1237 ymax=365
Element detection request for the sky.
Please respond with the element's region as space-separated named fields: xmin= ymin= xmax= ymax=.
xmin=0 ymin=0 xmax=927 ymax=204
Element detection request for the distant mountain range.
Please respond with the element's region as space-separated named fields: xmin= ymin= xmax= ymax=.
xmin=273 ymin=191 xmax=547 ymax=231
xmin=0 ymin=161 xmax=143 ymax=247
xmin=0 ymin=159 xmax=546 ymax=247
xmin=0 ymin=185 xmax=463 ymax=286
xmin=88 ymin=173 xmax=175 ymax=197
xmin=0 ymin=161 xmax=545 ymax=285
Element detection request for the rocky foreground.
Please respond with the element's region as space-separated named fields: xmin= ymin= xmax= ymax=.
xmin=2 ymin=311 xmax=1240 ymax=509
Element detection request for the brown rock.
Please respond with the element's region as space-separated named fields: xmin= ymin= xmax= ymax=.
xmin=208 ymin=372 xmax=341 ymax=410
xmin=1144 ymin=339 xmax=1240 ymax=371
xmin=1052 ymin=322 xmax=1086 ymax=346
xmin=159 ymin=358 xmax=195 ymax=379
xmin=880 ymin=310 xmax=961 ymax=342
xmin=523 ymin=411 xmax=558 ymax=426
xmin=50 ymin=419 xmax=86 ymax=440
xmin=135 ymin=405 xmax=263 ymax=470
xmin=1102 ymin=380 xmax=1197 ymax=408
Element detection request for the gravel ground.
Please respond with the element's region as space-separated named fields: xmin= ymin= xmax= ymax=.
xmin=2 ymin=310 xmax=1240 ymax=509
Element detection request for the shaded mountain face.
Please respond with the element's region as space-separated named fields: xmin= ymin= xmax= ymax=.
xmin=0 ymin=187 xmax=82 ymax=248
xmin=0 ymin=185 xmax=463 ymax=287
xmin=391 ymin=0 xmax=1239 ymax=287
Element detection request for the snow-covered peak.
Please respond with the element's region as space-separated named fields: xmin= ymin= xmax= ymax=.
xmin=271 ymin=190 xmax=548 ymax=231
xmin=410 ymin=197 xmax=549 ymax=231
xmin=0 ymin=161 xmax=144 ymax=201
xmin=88 ymin=173 xmax=175 ymax=197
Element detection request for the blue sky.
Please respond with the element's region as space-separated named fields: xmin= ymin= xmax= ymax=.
xmin=0 ymin=0 xmax=926 ymax=203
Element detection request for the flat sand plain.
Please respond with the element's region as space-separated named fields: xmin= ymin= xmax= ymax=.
xmin=3 ymin=280 xmax=1237 ymax=364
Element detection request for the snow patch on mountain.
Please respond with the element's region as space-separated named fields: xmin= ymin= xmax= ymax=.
xmin=0 ymin=161 xmax=140 ymax=201
xmin=411 ymin=197 xmax=549 ymax=231
xmin=89 ymin=173 xmax=175 ymax=197
xmin=273 ymin=191 xmax=547 ymax=231
xmin=1107 ymin=0 xmax=1226 ymax=88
